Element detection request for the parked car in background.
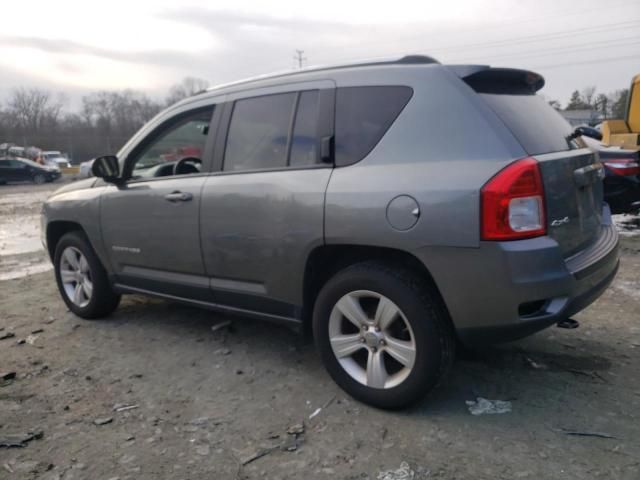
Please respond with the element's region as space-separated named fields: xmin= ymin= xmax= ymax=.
xmin=79 ymin=159 xmax=95 ymax=178
xmin=43 ymin=151 xmax=71 ymax=169
xmin=42 ymin=56 xmax=619 ymax=408
xmin=583 ymin=136 xmax=640 ymax=213
xmin=0 ymin=157 xmax=61 ymax=184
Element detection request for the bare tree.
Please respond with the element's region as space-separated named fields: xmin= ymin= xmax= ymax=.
xmin=594 ymin=93 xmax=609 ymax=118
xmin=7 ymin=88 xmax=64 ymax=132
xmin=166 ymin=77 xmax=210 ymax=106
xmin=581 ymin=86 xmax=597 ymax=108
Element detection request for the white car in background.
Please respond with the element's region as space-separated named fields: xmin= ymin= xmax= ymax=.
xmin=43 ymin=151 xmax=71 ymax=169
xmin=79 ymin=159 xmax=94 ymax=178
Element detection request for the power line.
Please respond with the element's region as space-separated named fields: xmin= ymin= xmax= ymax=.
xmin=430 ymin=21 xmax=640 ymax=55
xmin=315 ymin=0 xmax=639 ymax=56
xmin=529 ymin=54 xmax=640 ymax=70
xmin=459 ymin=38 xmax=640 ymax=63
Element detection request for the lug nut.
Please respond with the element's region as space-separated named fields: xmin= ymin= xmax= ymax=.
xmin=379 ymin=339 xmax=386 ymax=346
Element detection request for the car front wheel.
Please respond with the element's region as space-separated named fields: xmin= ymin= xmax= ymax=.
xmin=33 ymin=173 xmax=46 ymax=184
xmin=313 ymin=262 xmax=455 ymax=409
xmin=54 ymin=231 xmax=120 ymax=319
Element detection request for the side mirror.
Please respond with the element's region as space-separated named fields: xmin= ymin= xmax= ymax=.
xmin=92 ymin=155 xmax=120 ymax=182
xmin=573 ymin=126 xmax=603 ymax=141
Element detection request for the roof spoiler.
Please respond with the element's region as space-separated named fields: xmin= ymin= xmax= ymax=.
xmin=449 ymin=65 xmax=545 ymax=94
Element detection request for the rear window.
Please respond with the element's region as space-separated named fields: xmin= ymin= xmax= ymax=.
xmin=335 ymin=86 xmax=413 ymax=166
xmin=480 ymin=94 xmax=573 ymax=155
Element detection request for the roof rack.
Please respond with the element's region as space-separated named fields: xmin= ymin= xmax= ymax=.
xmin=205 ymin=54 xmax=439 ymax=93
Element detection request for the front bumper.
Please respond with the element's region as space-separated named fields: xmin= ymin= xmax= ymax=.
xmin=415 ymin=208 xmax=620 ymax=346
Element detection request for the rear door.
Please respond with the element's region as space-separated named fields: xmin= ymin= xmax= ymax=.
xmin=200 ymin=81 xmax=335 ymax=316
xmin=0 ymin=160 xmax=16 ymax=182
xmin=1 ymin=159 xmax=29 ymax=182
xmin=466 ymin=69 xmax=604 ymax=257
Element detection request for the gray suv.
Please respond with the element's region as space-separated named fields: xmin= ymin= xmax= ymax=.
xmin=42 ymin=56 xmax=619 ymax=408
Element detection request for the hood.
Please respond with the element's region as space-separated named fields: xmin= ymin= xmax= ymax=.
xmin=50 ymin=177 xmax=98 ymax=196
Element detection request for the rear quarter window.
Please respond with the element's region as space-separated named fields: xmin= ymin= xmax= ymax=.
xmin=479 ymin=93 xmax=574 ymax=156
xmin=335 ymin=86 xmax=413 ymax=166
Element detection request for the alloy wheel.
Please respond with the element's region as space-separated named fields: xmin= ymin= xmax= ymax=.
xmin=59 ymin=246 xmax=93 ymax=308
xmin=328 ymin=290 xmax=416 ymax=389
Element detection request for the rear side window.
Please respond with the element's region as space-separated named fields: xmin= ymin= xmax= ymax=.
xmin=335 ymin=86 xmax=413 ymax=166
xmin=224 ymin=90 xmax=323 ymax=171
xmin=225 ymin=93 xmax=296 ymax=171
xmin=289 ymin=90 xmax=320 ymax=167
xmin=480 ymin=94 xmax=573 ymax=155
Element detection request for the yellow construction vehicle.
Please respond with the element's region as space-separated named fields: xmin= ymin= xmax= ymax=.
xmin=601 ymin=73 xmax=640 ymax=150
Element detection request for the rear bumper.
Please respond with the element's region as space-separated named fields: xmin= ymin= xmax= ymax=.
xmin=415 ymin=207 xmax=620 ymax=346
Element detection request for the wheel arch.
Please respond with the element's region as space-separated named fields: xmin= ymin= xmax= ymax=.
xmin=46 ymin=221 xmax=87 ymax=260
xmin=302 ymin=244 xmax=454 ymax=338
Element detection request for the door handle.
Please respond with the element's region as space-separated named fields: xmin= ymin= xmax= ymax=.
xmin=164 ymin=191 xmax=193 ymax=202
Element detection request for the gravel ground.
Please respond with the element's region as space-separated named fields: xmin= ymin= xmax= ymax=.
xmin=1 ymin=182 xmax=639 ymax=480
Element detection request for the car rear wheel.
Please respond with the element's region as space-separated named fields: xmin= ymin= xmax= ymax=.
xmin=54 ymin=231 xmax=120 ymax=319
xmin=33 ymin=173 xmax=46 ymax=184
xmin=313 ymin=262 xmax=455 ymax=409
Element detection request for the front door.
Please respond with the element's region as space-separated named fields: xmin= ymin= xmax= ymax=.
xmin=100 ymin=106 xmax=215 ymax=299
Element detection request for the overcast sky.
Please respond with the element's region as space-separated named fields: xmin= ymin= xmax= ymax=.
xmin=1 ymin=0 xmax=639 ymax=107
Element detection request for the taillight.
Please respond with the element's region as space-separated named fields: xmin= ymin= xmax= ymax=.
xmin=603 ymin=159 xmax=640 ymax=176
xmin=481 ymin=157 xmax=546 ymax=241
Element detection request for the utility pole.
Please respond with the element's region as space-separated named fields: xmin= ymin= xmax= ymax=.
xmin=293 ymin=50 xmax=307 ymax=69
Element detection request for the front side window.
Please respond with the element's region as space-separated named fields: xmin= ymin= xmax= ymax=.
xmin=130 ymin=107 xmax=213 ymax=179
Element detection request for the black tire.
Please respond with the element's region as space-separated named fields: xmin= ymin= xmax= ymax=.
xmin=33 ymin=173 xmax=46 ymax=184
xmin=53 ymin=231 xmax=120 ymax=319
xmin=313 ymin=261 xmax=455 ymax=409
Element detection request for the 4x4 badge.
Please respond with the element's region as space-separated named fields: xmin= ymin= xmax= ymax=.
xmin=551 ymin=216 xmax=570 ymax=227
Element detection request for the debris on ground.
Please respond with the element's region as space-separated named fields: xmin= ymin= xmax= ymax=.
xmin=240 ymin=446 xmax=278 ymax=465
xmin=0 ymin=332 xmax=15 ymax=340
xmin=556 ymin=428 xmax=616 ymax=439
xmin=113 ymin=404 xmax=139 ymax=412
xmin=211 ymin=320 xmax=232 ymax=333
xmin=214 ymin=348 xmax=232 ymax=355
xmin=93 ymin=417 xmax=114 ymax=426
xmin=25 ymin=334 xmax=38 ymax=345
xmin=309 ymin=395 xmax=337 ymax=420
xmin=286 ymin=423 xmax=305 ymax=435
xmin=1 ymin=371 xmax=16 ymax=387
xmin=309 ymin=407 xmax=322 ymax=419
xmin=466 ymin=397 xmax=512 ymax=415
xmin=280 ymin=434 xmax=299 ymax=452
xmin=0 ymin=431 xmax=43 ymax=448
xmin=523 ymin=356 xmax=548 ymax=370
xmin=377 ymin=461 xmax=415 ymax=480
